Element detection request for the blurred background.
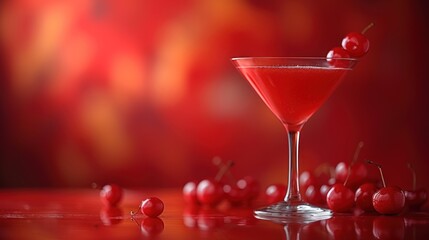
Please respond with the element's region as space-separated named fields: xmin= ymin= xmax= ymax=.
xmin=0 ymin=0 xmax=428 ymax=190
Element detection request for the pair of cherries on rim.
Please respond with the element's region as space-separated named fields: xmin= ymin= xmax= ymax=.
xmin=183 ymin=157 xmax=260 ymax=207
xmin=100 ymin=184 xmax=164 ymax=218
xmin=326 ymin=23 xmax=373 ymax=66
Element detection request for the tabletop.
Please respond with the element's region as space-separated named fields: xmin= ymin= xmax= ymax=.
xmin=0 ymin=188 xmax=428 ymax=240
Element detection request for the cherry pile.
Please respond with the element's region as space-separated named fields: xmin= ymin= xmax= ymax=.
xmin=326 ymin=23 xmax=373 ymax=66
xmin=276 ymin=141 xmax=428 ymax=215
xmin=182 ymin=158 xmax=260 ymax=208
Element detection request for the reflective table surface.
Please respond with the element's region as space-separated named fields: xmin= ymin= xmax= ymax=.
xmin=0 ymin=188 xmax=428 ymax=239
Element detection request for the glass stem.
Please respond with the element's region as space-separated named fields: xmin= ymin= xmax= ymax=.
xmin=284 ymin=129 xmax=302 ymax=202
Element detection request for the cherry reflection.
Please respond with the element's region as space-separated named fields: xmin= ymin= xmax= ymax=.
xmin=256 ymin=213 xmax=428 ymax=240
xmin=354 ymin=216 xmax=375 ymax=240
xmin=405 ymin=213 xmax=429 ymax=240
xmin=99 ymin=206 xmax=123 ymax=226
xmin=283 ymin=220 xmax=330 ymax=240
xmin=325 ymin=215 xmax=405 ymax=240
xmin=326 ymin=216 xmax=358 ymax=240
xmin=373 ymin=216 xmax=405 ymax=240
xmin=183 ymin=205 xmax=200 ymax=228
xmin=140 ymin=217 xmax=165 ymax=237
xmin=183 ymin=205 xmax=429 ymax=239
xmin=182 ymin=206 xmax=256 ymax=231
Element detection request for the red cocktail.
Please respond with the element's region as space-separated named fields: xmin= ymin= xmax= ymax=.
xmin=232 ymin=57 xmax=357 ymax=222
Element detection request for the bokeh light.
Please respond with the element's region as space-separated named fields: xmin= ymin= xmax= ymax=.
xmin=0 ymin=0 xmax=428 ymax=190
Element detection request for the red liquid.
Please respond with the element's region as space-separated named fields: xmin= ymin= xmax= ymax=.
xmin=238 ymin=66 xmax=350 ymax=130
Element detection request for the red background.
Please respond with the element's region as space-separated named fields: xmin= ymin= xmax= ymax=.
xmin=1 ymin=0 xmax=428 ymax=191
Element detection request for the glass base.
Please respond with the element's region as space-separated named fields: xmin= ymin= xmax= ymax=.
xmin=254 ymin=201 xmax=332 ymax=224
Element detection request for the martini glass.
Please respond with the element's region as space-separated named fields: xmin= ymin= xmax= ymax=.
xmin=231 ymin=57 xmax=357 ymax=222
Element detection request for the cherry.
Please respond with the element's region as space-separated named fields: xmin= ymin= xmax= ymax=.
xmin=327 ymin=47 xmax=350 ymax=59
xmin=214 ymin=157 xmax=259 ymax=205
xmin=300 ymin=164 xmax=333 ymax=200
xmin=184 ymin=158 xmax=234 ymax=206
xmin=341 ymin=23 xmax=373 ymax=57
xmin=405 ymin=188 xmax=427 ymax=211
xmin=334 ymin=162 xmax=348 ymax=183
xmin=368 ymin=160 xmax=405 ymax=215
xmin=355 ymin=183 xmax=378 ymax=212
xmin=326 ymin=47 xmax=351 ymax=68
xmin=341 ymin=33 xmax=369 ymax=57
xmin=196 ymin=179 xmax=224 ymax=206
xmin=141 ymin=197 xmax=164 ymax=217
xmin=304 ymin=185 xmax=324 ymax=205
xmin=265 ymin=183 xmax=286 ymax=204
xmin=301 ymin=164 xmax=333 ymax=188
xmin=183 ymin=181 xmax=199 ymax=204
xmin=345 ymin=162 xmax=370 ymax=190
xmin=320 ymin=184 xmax=332 ymax=202
xmin=303 ymin=182 xmax=332 ymax=206
xmin=224 ymin=176 xmax=260 ymax=205
xmin=100 ymin=184 xmax=123 ymax=207
xmin=404 ymin=163 xmax=428 ymax=210
xmin=373 ymin=186 xmax=405 ymax=215
xmin=223 ymin=183 xmax=247 ymax=205
xmin=299 ymin=171 xmax=317 ymax=191
xmin=239 ymin=176 xmax=260 ymax=201
xmin=183 ymin=157 xmax=260 ymax=208
xmin=326 ymin=183 xmax=355 ymax=212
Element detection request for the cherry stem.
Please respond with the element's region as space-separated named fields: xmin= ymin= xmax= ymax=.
xmin=130 ymin=211 xmax=138 ymax=217
xmin=407 ymin=163 xmax=417 ymax=190
xmin=361 ymin=22 xmax=375 ymax=34
xmin=344 ymin=141 xmax=364 ymax=187
xmin=367 ymin=160 xmax=386 ymax=188
xmin=130 ymin=205 xmax=142 ymax=218
xmin=213 ymin=157 xmax=236 ymax=182
xmin=214 ymin=160 xmax=234 ymax=182
xmin=351 ymin=141 xmax=364 ymax=166
xmin=130 ymin=215 xmax=140 ymax=227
